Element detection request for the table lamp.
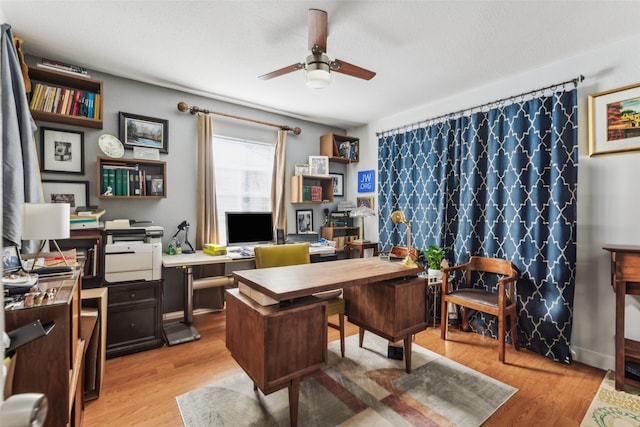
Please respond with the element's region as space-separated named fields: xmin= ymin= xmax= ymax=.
xmin=349 ymin=205 xmax=375 ymax=242
xmin=390 ymin=210 xmax=418 ymax=268
xmin=21 ymin=203 xmax=71 ymax=271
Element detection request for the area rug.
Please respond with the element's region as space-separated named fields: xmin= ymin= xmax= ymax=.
xmin=581 ymin=370 xmax=640 ymax=426
xmin=176 ymin=334 xmax=517 ymax=426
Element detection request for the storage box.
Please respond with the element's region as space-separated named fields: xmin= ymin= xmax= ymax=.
xmin=203 ymin=244 xmax=227 ymax=256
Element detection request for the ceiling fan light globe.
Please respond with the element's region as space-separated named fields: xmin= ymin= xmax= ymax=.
xmin=306 ymin=68 xmax=331 ymax=89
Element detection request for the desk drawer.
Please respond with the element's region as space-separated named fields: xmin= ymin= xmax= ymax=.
xmin=109 ymin=281 xmax=159 ymax=304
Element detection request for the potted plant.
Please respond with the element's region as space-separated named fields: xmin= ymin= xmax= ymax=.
xmin=420 ymin=244 xmax=449 ymax=279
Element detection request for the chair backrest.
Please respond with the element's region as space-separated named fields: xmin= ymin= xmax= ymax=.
xmin=254 ymin=243 xmax=310 ymax=269
xmin=466 ymin=256 xmax=516 ymax=276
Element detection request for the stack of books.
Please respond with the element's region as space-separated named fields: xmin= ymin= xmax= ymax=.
xmin=37 ymin=58 xmax=90 ymax=78
xmin=70 ymin=207 xmax=105 ymax=230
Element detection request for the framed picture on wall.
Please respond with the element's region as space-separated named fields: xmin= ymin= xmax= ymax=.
xmin=329 ymin=173 xmax=344 ymax=196
xmin=40 ymin=127 xmax=84 ymax=174
xmin=308 ymin=155 xmax=329 ymax=175
xmin=296 ymin=209 xmax=313 ymax=234
xmin=42 ymin=180 xmax=89 ymax=208
xmin=589 ymin=82 xmax=640 ymax=156
xmin=357 ymin=196 xmax=374 ymax=209
xmin=119 ymin=111 xmax=169 ymax=153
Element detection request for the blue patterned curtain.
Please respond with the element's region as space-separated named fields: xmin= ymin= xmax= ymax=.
xmin=378 ymin=88 xmax=578 ymax=363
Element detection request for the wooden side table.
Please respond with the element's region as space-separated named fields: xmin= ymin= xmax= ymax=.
xmin=603 ymin=245 xmax=640 ymax=390
xmin=345 ymin=241 xmax=379 ymax=258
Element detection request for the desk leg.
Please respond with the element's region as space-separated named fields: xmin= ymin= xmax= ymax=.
xmin=184 ymin=266 xmax=194 ymax=325
xmin=288 ymin=378 xmax=300 ymax=427
xmin=615 ymin=281 xmax=626 ymax=390
xmin=164 ymin=265 xmax=201 ymax=345
xmin=404 ymin=336 xmax=412 ymax=373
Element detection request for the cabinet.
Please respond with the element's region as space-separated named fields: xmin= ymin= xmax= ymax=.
xmin=97 ymin=156 xmax=167 ymax=199
xmin=321 ymin=226 xmax=359 ymax=251
xmin=4 ymin=268 xmax=84 ymax=427
xmin=106 ymin=279 xmax=164 ymax=359
xmin=320 ymin=133 xmax=359 ymax=163
xmin=290 ymin=174 xmax=333 ymax=203
xmin=58 ymin=228 xmax=104 ymax=287
xmin=603 ymin=245 xmax=640 ymax=390
xmin=28 ymin=64 xmax=103 ymax=129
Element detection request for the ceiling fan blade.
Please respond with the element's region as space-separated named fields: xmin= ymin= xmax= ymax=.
xmin=331 ymin=59 xmax=376 ymax=80
xmin=258 ymin=63 xmax=304 ymax=80
xmin=308 ymin=9 xmax=328 ymax=52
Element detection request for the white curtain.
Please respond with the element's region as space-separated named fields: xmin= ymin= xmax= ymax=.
xmin=195 ymin=113 xmax=218 ymax=247
xmin=271 ymin=130 xmax=287 ymax=233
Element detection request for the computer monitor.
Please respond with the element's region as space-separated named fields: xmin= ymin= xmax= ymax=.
xmin=225 ymin=212 xmax=274 ymax=247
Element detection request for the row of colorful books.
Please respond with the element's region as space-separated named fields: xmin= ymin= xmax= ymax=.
xmin=101 ymin=165 xmax=164 ymax=197
xmin=29 ymin=82 xmax=100 ymax=119
xmin=302 ymin=185 xmax=323 ymax=202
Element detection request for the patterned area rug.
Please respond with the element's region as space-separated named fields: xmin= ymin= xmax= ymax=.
xmin=176 ymin=334 xmax=517 ymax=426
xmin=581 ymin=370 xmax=640 ymax=427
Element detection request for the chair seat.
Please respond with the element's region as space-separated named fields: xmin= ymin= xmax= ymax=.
xmin=325 ymin=297 xmax=345 ymax=317
xmin=448 ymin=288 xmax=512 ymax=308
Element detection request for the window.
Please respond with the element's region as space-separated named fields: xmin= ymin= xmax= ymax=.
xmin=213 ymin=135 xmax=275 ymax=245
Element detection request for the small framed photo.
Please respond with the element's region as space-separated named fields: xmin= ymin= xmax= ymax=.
xmin=146 ymin=175 xmax=164 ymax=196
xmin=2 ymin=245 xmax=22 ymax=272
xmin=294 ymin=163 xmax=310 ymax=175
xmin=589 ymin=82 xmax=640 ymax=156
xmin=329 ymin=173 xmax=344 ymax=197
xmin=119 ymin=112 xmax=168 ymax=154
xmin=40 ymin=127 xmax=84 ymax=174
xmin=296 ymin=209 xmax=314 ymax=234
xmin=42 ymin=180 xmax=89 ymax=208
xmin=308 ymin=155 xmax=329 ymax=176
xmin=357 ymin=196 xmax=374 ymax=209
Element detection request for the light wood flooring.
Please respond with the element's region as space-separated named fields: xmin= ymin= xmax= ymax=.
xmin=84 ymin=312 xmax=606 ymax=426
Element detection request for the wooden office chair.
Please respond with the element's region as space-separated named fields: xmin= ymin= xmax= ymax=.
xmin=440 ymin=256 xmax=519 ymax=363
xmin=253 ymin=243 xmax=346 ymax=357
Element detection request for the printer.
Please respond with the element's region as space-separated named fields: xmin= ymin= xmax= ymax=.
xmin=104 ymin=220 xmax=164 ymax=283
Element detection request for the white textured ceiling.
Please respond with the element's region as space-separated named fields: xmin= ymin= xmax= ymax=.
xmin=2 ymin=0 xmax=640 ymax=129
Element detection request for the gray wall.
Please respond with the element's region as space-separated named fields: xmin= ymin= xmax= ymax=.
xmin=28 ymin=55 xmax=347 ymax=247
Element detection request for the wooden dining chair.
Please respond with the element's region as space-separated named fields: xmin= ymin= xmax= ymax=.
xmin=440 ymin=256 xmax=519 ymax=363
xmin=253 ymin=243 xmax=345 ymax=357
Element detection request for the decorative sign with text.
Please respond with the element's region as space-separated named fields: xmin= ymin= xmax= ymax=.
xmin=357 ymin=170 xmax=375 ymax=193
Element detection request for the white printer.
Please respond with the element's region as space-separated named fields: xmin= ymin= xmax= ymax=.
xmin=104 ymin=220 xmax=164 ymax=283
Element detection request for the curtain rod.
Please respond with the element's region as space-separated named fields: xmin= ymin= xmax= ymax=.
xmin=177 ymin=102 xmax=302 ymax=135
xmin=376 ymin=75 xmax=585 ymax=137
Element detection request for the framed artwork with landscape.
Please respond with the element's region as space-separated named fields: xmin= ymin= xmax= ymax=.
xmin=40 ymin=127 xmax=84 ymax=174
xmin=119 ymin=112 xmax=169 ymax=153
xmin=589 ymin=82 xmax=640 ymax=156
xmin=42 ymin=180 xmax=89 ymax=208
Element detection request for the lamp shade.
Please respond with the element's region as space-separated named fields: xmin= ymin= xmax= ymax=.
xmin=305 ymin=53 xmax=331 ymax=89
xmin=390 ymin=210 xmax=408 ymax=225
xmin=22 ymin=203 xmax=70 ymax=240
xmin=349 ymin=205 xmax=375 ymax=218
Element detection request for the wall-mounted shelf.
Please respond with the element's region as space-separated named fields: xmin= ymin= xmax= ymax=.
xmin=320 ymin=133 xmax=359 ymax=163
xmin=290 ymin=175 xmax=333 ymax=204
xmin=97 ymin=156 xmax=166 ymax=199
xmin=28 ymin=65 xmax=103 ymax=129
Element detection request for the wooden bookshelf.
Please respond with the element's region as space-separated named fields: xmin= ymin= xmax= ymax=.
xmin=320 ymin=133 xmax=359 ymax=163
xmin=28 ymin=65 xmax=103 ymax=129
xmin=97 ymin=157 xmax=166 ymax=199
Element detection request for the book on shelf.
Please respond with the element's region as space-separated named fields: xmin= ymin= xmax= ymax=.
xmin=29 ymin=82 xmax=99 ymax=119
xmin=72 ymin=208 xmax=105 ymax=219
xmin=39 ymin=58 xmax=90 ymax=76
xmin=101 ymin=164 xmax=149 ymax=196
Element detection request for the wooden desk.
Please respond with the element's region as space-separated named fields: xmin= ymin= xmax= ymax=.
xmin=4 ymin=269 xmax=84 ymax=427
xmin=162 ymin=245 xmax=335 ymax=345
xmin=604 ymin=245 xmax=640 ymax=390
xmin=227 ymin=258 xmax=424 ymax=426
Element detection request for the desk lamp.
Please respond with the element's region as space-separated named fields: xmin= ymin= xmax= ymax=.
xmin=172 ymin=220 xmax=195 ymax=254
xmin=349 ymin=205 xmax=375 ymax=242
xmin=390 ymin=210 xmax=418 ymax=268
xmin=21 ymin=203 xmax=71 ymax=271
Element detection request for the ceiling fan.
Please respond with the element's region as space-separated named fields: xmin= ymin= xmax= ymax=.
xmin=258 ymin=8 xmax=376 ymax=89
